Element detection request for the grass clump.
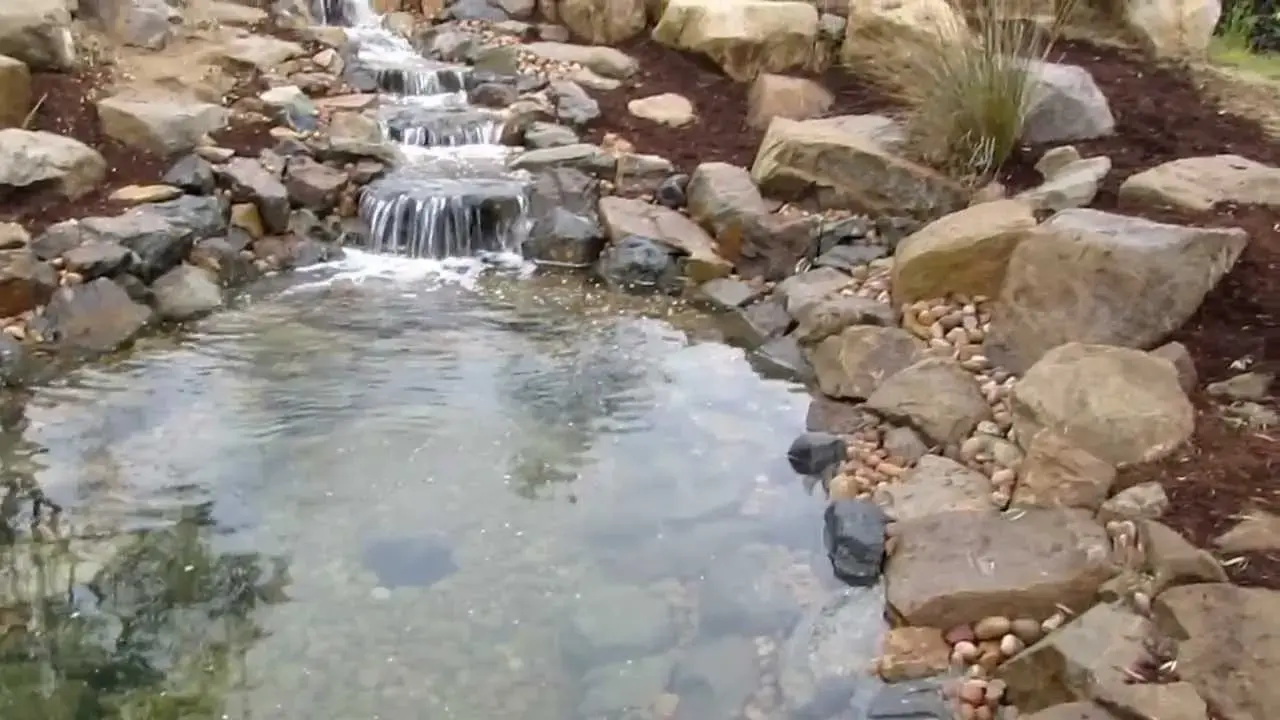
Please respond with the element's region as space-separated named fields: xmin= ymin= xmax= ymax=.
xmin=1210 ymin=0 xmax=1280 ymax=79
xmin=857 ymin=0 xmax=1074 ymax=181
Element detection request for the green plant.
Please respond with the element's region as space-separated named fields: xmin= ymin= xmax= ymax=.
xmin=1217 ymin=0 xmax=1259 ymax=54
xmin=857 ymin=0 xmax=1075 ymax=181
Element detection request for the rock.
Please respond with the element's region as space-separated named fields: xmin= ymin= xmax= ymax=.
xmin=840 ymin=0 xmax=967 ymax=69
xmin=776 ymin=267 xmax=851 ymax=316
xmin=547 ymin=79 xmax=599 ymax=126
xmin=1207 ymin=371 xmax=1273 ymax=401
xmin=778 ymin=586 xmax=886 ymax=716
xmin=217 ymin=34 xmax=304 ymax=71
xmin=882 ymin=426 xmax=929 ymax=464
xmin=0 ymin=250 xmax=57 ymax=317
xmin=595 ymin=235 xmax=680 ymax=293
xmin=999 ymin=602 xmax=1155 ymax=713
xmin=627 ymin=92 xmax=695 ymax=127
xmin=751 ymin=115 xmax=966 ymax=218
xmin=96 ymin=96 xmax=229 ymax=155
xmin=985 ymin=209 xmax=1248 ymax=373
xmin=878 ymin=627 xmax=951 ymax=682
xmin=1124 ymin=0 xmax=1220 ymax=57
xmin=0 ymin=333 xmax=29 ymax=387
xmin=77 ymin=195 xmax=228 ymax=281
xmin=1011 ymin=430 xmax=1117 ymax=511
xmin=668 ymin=635 xmax=759 ymax=720
xmin=1119 ymin=154 xmax=1280 ymax=212
xmin=0 ymin=222 xmax=29 ymax=250
xmin=149 ymin=264 xmax=223 ymax=321
xmin=561 ymin=584 xmax=678 ymax=668
xmin=1011 ymin=343 xmax=1194 ymax=467
xmin=215 ymin=158 xmax=290 ymax=234
xmin=577 ymin=653 xmax=676 ymax=718
xmin=694 ymin=277 xmax=760 ymax=309
xmin=190 ymin=232 xmax=256 ymax=286
xmin=806 ymin=396 xmax=876 ymax=435
xmin=0 ymin=55 xmax=32 ymax=129
xmin=747 ymin=73 xmax=833 ymax=130
xmin=1022 ymin=62 xmax=1116 ymax=144
xmin=752 ymin=334 xmax=813 ymax=382
xmin=522 ymin=41 xmax=638 ymax=78
xmin=523 ymin=121 xmax=579 ymax=149
xmin=876 ymin=455 xmax=994 ymax=522
xmin=284 ymin=158 xmax=346 ymax=213
xmin=719 ymin=295 xmax=792 ymax=347
xmin=0 ymin=129 xmax=107 ymax=200
xmin=108 ymin=184 xmax=183 ymax=204
xmin=793 ymin=296 xmax=896 ymax=344
xmin=599 ymin=196 xmax=730 ymax=279
xmin=1149 ymin=341 xmax=1197 ymax=394
xmin=0 ymin=1 xmax=76 ymax=70
xmin=865 ymin=357 xmax=991 ymax=446
xmin=62 ymin=240 xmax=135 ymax=279
xmin=557 ymin=0 xmax=647 ymax=44
xmin=809 ymin=325 xmax=922 ymax=400
xmin=788 ymin=431 xmax=846 ymax=476
xmin=510 ymin=143 xmax=616 ymax=175
xmin=32 ymin=278 xmax=153 ymax=354
xmin=1016 ymin=154 xmax=1111 ymax=212
xmin=652 ymin=0 xmax=819 ymax=81
xmin=1215 ymin=510 xmax=1280 ymax=553
xmin=1153 ymin=583 xmax=1280 ymax=720
xmin=1098 ymin=481 xmax=1169 ymax=523
xmin=524 ymin=167 xmax=604 ymax=267
xmin=697 ymin=545 xmax=806 ymax=636
xmin=890 ymin=199 xmax=1037 ymax=306
xmin=1095 ymin=681 xmax=1210 ymax=720
xmin=1139 ymin=520 xmax=1228 ymax=593
xmin=1024 ymin=704 xmax=1119 ymax=720
xmin=686 ymin=162 xmax=770 ymax=239
xmin=885 ymin=509 xmax=1115 ymax=628
xmin=865 ymin=678 xmax=952 ymax=720
xmin=823 ymin=499 xmax=887 ymax=586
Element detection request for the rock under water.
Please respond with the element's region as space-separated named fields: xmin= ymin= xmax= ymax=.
xmin=361 ymin=535 xmax=458 ymax=589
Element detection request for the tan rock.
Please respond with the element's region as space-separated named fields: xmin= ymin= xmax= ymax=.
xmin=1119 ymin=155 xmax=1280 ymax=212
xmin=1093 ymin=681 xmax=1209 ymax=720
xmin=878 ymin=626 xmax=952 ymax=681
xmin=685 ymin=161 xmax=770 ymax=238
xmin=1153 ymin=583 xmax=1280 ymax=720
xmin=599 ymin=196 xmax=731 ymax=278
xmin=1138 ymin=520 xmax=1228 ymax=593
xmin=653 ymin=0 xmax=819 ymax=81
xmin=1149 ymin=341 xmax=1197 ymax=394
xmin=0 ymin=222 xmax=29 ymax=250
xmin=1011 ymin=430 xmax=1116 ymax=512
xmin=627 ymin=93 xmax=695 ymax=127
xmin=747 ymin=73 xmax=833 ymax=130
xmin=1123 ymin=0 xmax=1221 ymax=58
xmin=1098 ymin=481 xmax=1168 ymax=523
xmin=1214 ymin=510 xmax=1280 ymax=553
xmin=559 ymin=0 xmax=648 ymax=44
xmin=523 ymin=41 xmax=638 ymax=78
xmin=885 ymin=509 xmax=1115 ymax=629
xmin=1023 ymin=704 xmax=1118 ymax=720
xmin=865 ymin=356 xmax=992 ymax=446
xmin=96 ymin=96 xmax=229 ymax=155
xmin=841 ymin=0 xmax=968 ymax=67
xmin=875 ymin=454 xmax=994 ymax=522
xmin=1011 ymin=343 xmax=1194 ymax=467
xmin=809 ymin=325 xmax=922 ymax=400
xmin=0 ymin=55 xmax=31 ymax=129
xmin=108 ymin=184 xmax=182 ymax=204
xmin=0 ymin=250 xmax=58 ymax=318
xmin=891 ymin=199 xmax=1037 ymax=307
xmin=230 ymin=202 xmax=264 ymax=239
xmin=0 ymin=129 xmax=107 ymax=200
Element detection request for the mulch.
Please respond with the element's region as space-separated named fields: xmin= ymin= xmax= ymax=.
xmin=587 ymin=38 xmax=1280 ymax=588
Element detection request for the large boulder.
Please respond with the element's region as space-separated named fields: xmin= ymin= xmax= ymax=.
xmin=750 ymin=114 xmax=966 ymax=218
xmin=653 ymin=0 xmax=820 ymax=81
xmin=1118 ymin=154 xmax=1280 ymax=212
xmin=984 ymin=208 xmax=1248 ymax=373
xmin=523 ymin=167 xmax=605 ymax=267
xmin=1124 ymin=0 xmax=1220 ymax=58
xmin=96 ymin=96 xmax=229 ymax=155
xmin=885 ymin=509 xmax=1115 ymax=629
xmin=1011 ymin=343 xmax=1194 ymax=467
xmin=865 ymin=356 xmax=991 ymax=446
xmin=809 ymin=325 xmax=922 ymax=400
xmin=0 ymin=55 xmax=32 ymax=128
xmin=31 ymin=278 xmax=153 ymax=354
xmin=599 ymin=196 xmax=732 ymax=281
xmin=1022 ymin=62 xmax=1116 ymax=145
xmin=0 ymin=129 xmax=107 ymax=200
xmin=0 ymin=0 xmax=76 ymax=71
xmin=840 ymin=0 xmax=968 ymax=68
xmin=557 ymin=0 xmax=648 ymax=45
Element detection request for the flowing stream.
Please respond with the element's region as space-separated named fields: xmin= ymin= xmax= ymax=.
xmin=0 ymin=3 xmax=884 ymax=719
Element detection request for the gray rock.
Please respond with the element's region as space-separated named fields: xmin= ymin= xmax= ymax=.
xmin=719 ymin=296 xmax=792 ymax=347
xmin=577 ymin=653 xmax=676 ymax=719
xmin=776 ymin=267 xmax=850 ymax=316
xmin=32 ymin=278 xmax=152 ymax=354
xmin=0 ymin=128 xmax=107 ymax=200
xmin=655 ymin=173 xmax=689 ymax=209
xmin=686 ymin=161 xmax=770 ymax=238
xmin=779 ymin=586 xmax=886 ymax=717
xmin=548 ymin=79 xmax=600 ymax=126
xmin=788 ymin=431 xmax=846 ymax=477
xmin=670 ymin=635 xmax=759 ymax=720
xmin=793 ymin=296 xmax=895 ymax=344
xmin=1207 ymin=371 xmax=1272 ymax=401
xmin=284 ymin=157 xmax=347 ymax=213
xmin=865 ymin=357 xmax=991 ymax=446
xmin=0 ymin=249 xmax=57 ymax=317
xmin=1023 ymin=62 xmax=1116 ymax=144
xmin=78 ymin=195 xmax=228 ymax=281
xmin=695 ymin=277 xmax=760 ymax=310
xmin=865 ymin=677 xmax=952 ymax=719
xmin=62 ymin=240 xmax=135 ymax=280
xmin=0 ymin=333 xmax=28 ymax=388
xmin=523 ymin=167 xmax=604 ymax=267
xmin=162 ymin=153 xmax=216 ymax=194
xmin=150 ymin=264 xmax=223 ymax=321
xmin=190 ymin=235 xmax=256 ymax=286
xmin=562 ymin=584 xmax=678 ymax=668
xmin=823 ymin=500 xmax=886 ymax=587
xmin=750 ymin=334 xmax=813 ymax=383
xmin=875 ymin=455 xmax=994 ymax=522
xmin=595 ymin=235 xmax=679 ymax=294
xmin=523 ymin=121 xmax=580 ymax=149
xmin=806 ymin=396 xmax=875 ymax=435
xmin=216 ymin=158 xmax=290 ymax=233
xmin=510 ymin=143 xmax=616 ymax=176
xmin=881 ymin=426 xmax=929 ymax=464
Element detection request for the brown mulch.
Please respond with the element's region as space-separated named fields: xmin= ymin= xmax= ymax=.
xmin=588 ymin=39 xmax=1280 ymax=588
xmin=0 ymin=69 xmax=275 ymax=234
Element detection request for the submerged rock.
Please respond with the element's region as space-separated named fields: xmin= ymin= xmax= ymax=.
xmin=779 ymin=585 xmax=886 ymax=717
xmin=787 ymin=431 xmax=846 ymax=477
xmin=823 ymin=499 xmax=886 ymax=587
xmin=360 ymin=534 xmax=457 ymax=589
xmin=31 ymin=277 xmax=153 ymax=354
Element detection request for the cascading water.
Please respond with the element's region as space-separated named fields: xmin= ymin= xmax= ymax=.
xmin=319 ymin=0 xmax=530 ymax=261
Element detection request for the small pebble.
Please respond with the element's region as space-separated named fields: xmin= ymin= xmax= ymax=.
xmin=999 ymin=633 xmax=1025 ymax=657
xmin=974 ymin=616 xmax=1011 ymax=640
xmin=1041 ymin=612 xmax=1066 ymax=633
xmin=1009 ymin=618 xmax=1042 ymax=644
xmin=959 ymin=679 xmax=987 ymax=705
xmin=952 ymin=640 xmax=980 ymax=663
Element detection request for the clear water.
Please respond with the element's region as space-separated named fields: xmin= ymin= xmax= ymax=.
xmin=0 ymin=264 xmax=845 ymax=719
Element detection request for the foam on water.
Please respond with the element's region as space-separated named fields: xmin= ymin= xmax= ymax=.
xmin=287 ymin=247 xmax=529 ymax=294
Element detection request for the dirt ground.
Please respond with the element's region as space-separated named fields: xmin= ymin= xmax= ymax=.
xmin=588 ymin=38 xmax=1280 ymax=588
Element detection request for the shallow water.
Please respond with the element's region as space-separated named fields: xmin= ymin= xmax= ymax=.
xmin=0 ymin=258 xmax=848 ymax=719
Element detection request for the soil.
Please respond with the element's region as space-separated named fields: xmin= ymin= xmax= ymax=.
xmin=589 ymin=38 xmax=1280 ymax=587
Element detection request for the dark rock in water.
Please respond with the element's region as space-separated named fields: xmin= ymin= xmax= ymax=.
xmin=750 ymin=335 xmax=813 ymax=384
xmin=0 ymin=334 xmax=29 ymax=388
xmin=162 ymin=153 xmax=216 ymax=195
xmin=864 ymin=678 xmax=951 ymax=719
xmin=30 ymin=278 xmax=152 ymax=355
xmin=655 ymin=173 xmax=689 ymax=209
xmin=469 ymin=82 xmax=518 ymax=108
xmin=594 ymin=235 xmax=680 ymax=295
xmin=779 ymin=586 xmax=886 ymax=718
xmin=361 ymin=535 xmax=458 ymax=589
xmin=788 ymin=432 xmax=846 ymax=477
xmin=823 ymin=500 xmax=886 ymax=587
xmin=523 ymin=167 xmax=604 ymax=267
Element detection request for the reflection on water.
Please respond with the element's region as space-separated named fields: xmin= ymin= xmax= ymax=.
xmin=0 ymin=270 xmax=863 ymax=719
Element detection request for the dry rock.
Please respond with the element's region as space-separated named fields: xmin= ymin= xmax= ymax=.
xmin=866 ymin=356 xmax=991 ymax=446
xmin=653 ymin=0 xmax=819 ymax=81
xmin=747 ymin=73 xmax=833 ymax=129
xmin=1011 ymin=429 xmax=1116 ymax=512
xmin=809 ymin=325 xmax=922 ymax=400
xmin=878 ymin=626 xmax=952 ymax=681
xmin=1119 ymin=154 xmax=1280 ymax=211
xmin=875 ymin=455 xmax=994 ymax=522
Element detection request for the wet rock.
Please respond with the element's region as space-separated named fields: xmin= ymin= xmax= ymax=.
xmin=523 ymin=121 xmax=579 ymax=148
xmin=1023 ymin=62 xmax=1116 ymax=144
xmin=824 ymin=499 xmax=886 ymax=586
xmin=1011 ymin=343 xmax=1193 ymax=466
xmin=96 ymin=96 xmax=229 ymax=155
xmin=698 ymin=545 xmax=806 ymax=637
xmin=865 ymin=357 xmax=991 ymax=446
xmin=751 ymin=334 xmax=812 ymax=382
xmin=779 ymin=586 xmax=886 ymax=716
xmin=62 ymin=240 xmax=135 ymax=280
xmin=686 ymin=162 xmax=770 ymax=238
xmin=719 ymin=296 xmax=791 ymax=347
xmin=599 ymin=196 xmax=730 ymax=280
xmin=523 ymin=167 xmax=604 ymax=267
xmin=150 ymin=264 xmax=223 ymax=321
xmin=284 ymin=157 xmax=347 ymax=213
xmin=216 ymin=158 xmax=290 ymax=233
xmin=562 ymin=584 xmax=678 ymax=668
xmin=788 ymin=431 xmax=846 ymax=477
xmin=776 ymin=267 xmax=850 ymax=316
xmin=32 ymin=278 xmax=153 ymax=354
xmin=810 ymin=325 xmax=922 ymax=400
xmin=885 ymin=509 xmax=1115 ymax=628
xmin=78 ymin=195 xmax=228 ymax=281
xmin=577 ymin=653 xmax=676 ymax=719
xmin=655 ymin=173 xmax=689 ymax=209
xmin=190 ymin=234 xmax=256 ymax=286
xmin=468 ymin=81 xmax=517 ymax=108
xmin=595 ymin=235 xmax=680 ymax=294
xmin=0 ymin=129 xmax=107 ymax=199
xmin=669 ymin=635 xmax=758 ymax=720
xmin=547 ymin=79 xmax=600 ymax=126
xmin=876 ymin=455 xmax=993 ymax=522
xmin=793 ymin=296 xmax=895 ymax=345
xmin=0 ymin=333 xmax=29 ymax=387
xmin=1012 ymin=429 xmax=1117 ymax=512
xmin=694 ymin=277 xmax=760 ymax=310
xmin=0 ymin=250 xmax=57 ymax=317
xmin=865 ymin=677 xmax=951 ymax=719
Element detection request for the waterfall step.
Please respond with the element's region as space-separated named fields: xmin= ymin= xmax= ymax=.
xmin=378 ymin=102 xmax=505 ymax=146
